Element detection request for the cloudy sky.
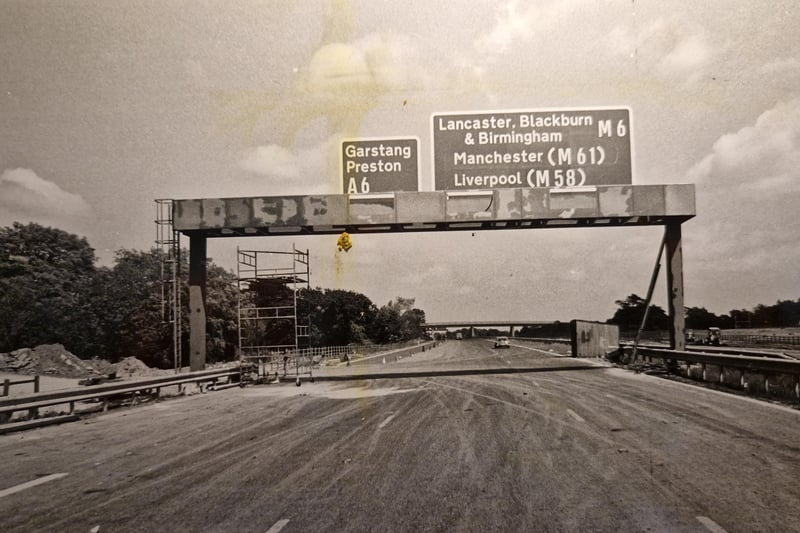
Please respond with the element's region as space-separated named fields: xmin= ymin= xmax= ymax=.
xmin=1 ymin=0 xmax=798 ymax=323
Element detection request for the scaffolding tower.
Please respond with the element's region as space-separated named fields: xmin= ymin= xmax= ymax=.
xmin=155 ymin=199 xmax=182 ymax=373
xmin=237 ymin=246 xmax=310 ymax=374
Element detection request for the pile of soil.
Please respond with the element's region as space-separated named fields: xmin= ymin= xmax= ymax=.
xmin=0 ymin=344 xmax=110 ymax=378
xmin=114 ymin=356 xmax=163 ymax=377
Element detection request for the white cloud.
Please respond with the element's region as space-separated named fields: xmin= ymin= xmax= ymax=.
xmin=607 ymin=17 xmax=716 ymax=81
xmin=0 ymin=168 xmax=93 ymax=231
xmin=476 ymin=0 xmax=582 ymax=54
xmin=477 ymin=2 xmax=533 ymax=53
xmin=757 ymin=57 xmax=800 ymax=93
xmin=237 ymin=139 xmax=333 ymax=195
xmin=683 ymin=99 xmax=800 ymax=307
xmin=239 ymin=145 xmax=302 ymax=179
xmin=686 ymin=98 xmax=800 ymax=193
xmin=759 ymin=57 xmax=800 ymax=75
xmin=659 ymin=33 xmax=713 ymax=75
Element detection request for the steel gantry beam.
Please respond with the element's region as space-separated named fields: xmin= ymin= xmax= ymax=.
xmin=173 ymin=185 xmax=695 ymax=369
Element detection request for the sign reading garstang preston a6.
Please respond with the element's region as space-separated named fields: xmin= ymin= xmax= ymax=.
xmin=341 ymin=138 xmax=419 ymax=194
xmin=431 ymin=108 xmax=632 ymax=191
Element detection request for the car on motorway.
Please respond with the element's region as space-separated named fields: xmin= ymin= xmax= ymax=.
xmin=494 ymin=336 xmax=510 ymax=349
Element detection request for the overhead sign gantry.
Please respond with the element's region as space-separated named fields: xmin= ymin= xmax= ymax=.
xmin=164 ymin=106 xmax=694 ymax=371
xmin=172 ymin=184 xmax=694 ymax=370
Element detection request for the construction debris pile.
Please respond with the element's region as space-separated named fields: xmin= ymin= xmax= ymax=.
xmin=0 ymin=344 xmax=130 ymax=379
xmin=114 ymin=356 xmax=164 ymax=378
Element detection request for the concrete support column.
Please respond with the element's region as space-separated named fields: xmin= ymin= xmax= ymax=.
xmin=189 ymin=234 xmax=207 ymax=371
xmin=509 ymin=325 xmax=515 ymax=337
xmin=470 ymin=326 xmax=475 ymax=338
xmin=665 ymin=223 xmax=685 ymax=351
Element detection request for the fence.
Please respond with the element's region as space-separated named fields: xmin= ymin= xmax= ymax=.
xmin=240 ymin=342 xmax=424 ymax=382
xmin=2 ymin=375 xmax=40 ymax=397
xmin=619 ymin=330 xmax=669 ymax=343
xmin=241 ymin=342 xmax=421 ymax=363
xmin=618 ymin=331 xmax=800 ymax=347
xmin=721 ymin=334 xmax=800 ymax=346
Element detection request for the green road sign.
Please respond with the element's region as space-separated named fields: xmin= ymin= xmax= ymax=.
xmin=341 ymin=137 xmax=419 ymax=194
xmin=432 ymin=108 xmax=632 ymax=191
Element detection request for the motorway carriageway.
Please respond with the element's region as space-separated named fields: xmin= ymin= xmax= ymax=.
xmin=1 ymin=339 xmax=799 ymax=532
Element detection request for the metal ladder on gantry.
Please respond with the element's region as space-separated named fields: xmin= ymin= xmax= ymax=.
xmin=155 ymin=199 xmax=182 ymax=373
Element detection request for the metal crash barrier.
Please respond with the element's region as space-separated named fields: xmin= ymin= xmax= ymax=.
xmin=0 ymin=367 xmax=241 ymax=427
xmin=620 ymin=345 xmax=800 ymax=401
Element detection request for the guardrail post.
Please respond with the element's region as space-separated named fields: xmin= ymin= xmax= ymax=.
xmin=2 ymin=379 xmax=8 ymax=397
xmin=34 ymin=375 xmax=40 ymax=393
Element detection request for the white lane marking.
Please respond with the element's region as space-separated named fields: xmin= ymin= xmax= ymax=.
xmin=512 ymin=342 xmax=610 ymax=364
xmin=566 ymin=409 xmax=585 ymax=423
xmin=378 ymin=413 xmax=397 ymax=429
xmin=697 ymin=516 xmax=728 ymax=533
xmin=511 ymin=344 xmax=560 ymax=356
xmin=265 ymin=519 xmax=290 ymax=533
xmin=0 ymin=473 xmax=69 ymax=499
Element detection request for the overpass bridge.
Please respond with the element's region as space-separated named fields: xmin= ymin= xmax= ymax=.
xmin=423 ymin=321 xmax=563 ymax=337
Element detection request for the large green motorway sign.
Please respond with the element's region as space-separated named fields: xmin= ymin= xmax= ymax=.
xmin=340 ymin=137 xmax=419 ymax=194
xmin=431 ymin=108 xmax=632 ymax=191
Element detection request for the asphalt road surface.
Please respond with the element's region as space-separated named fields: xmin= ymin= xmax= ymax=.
xmin=2 ymin=339 xmax=799 ymax=532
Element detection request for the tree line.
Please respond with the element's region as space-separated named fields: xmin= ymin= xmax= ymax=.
xmin=0 ymin=223 xmax=426 ymax=368
xmin=607 ymin=293 xmax=800 ymax=332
